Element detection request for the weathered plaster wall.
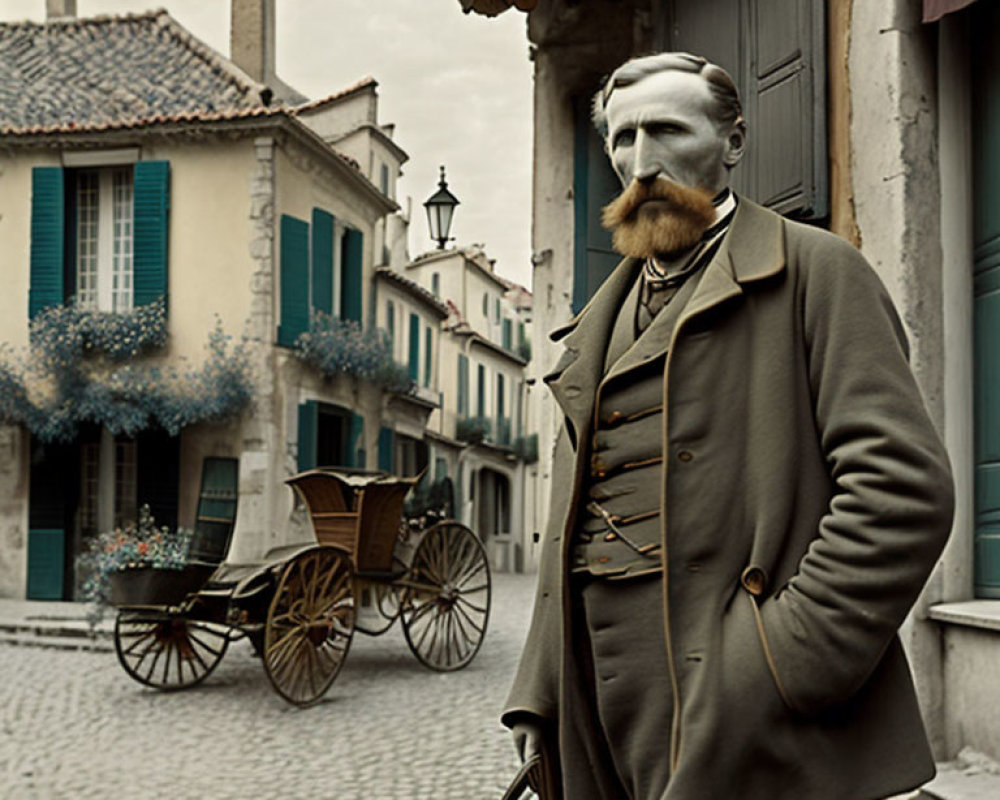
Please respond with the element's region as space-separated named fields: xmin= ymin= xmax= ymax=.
xmin=941 ymin=625 xmax=1000 ymax=760
xmin=0 ymin=427 xmax=28 ymax=598
xmin=849 ymin=0 xmax=961 ymax=761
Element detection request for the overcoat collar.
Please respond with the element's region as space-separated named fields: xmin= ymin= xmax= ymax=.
xmin=543 ymin=198 xmax=786 ymax=446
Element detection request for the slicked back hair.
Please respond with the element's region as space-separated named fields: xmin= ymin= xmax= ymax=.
xmin=592 ymin=52 xmax=745 ymax=138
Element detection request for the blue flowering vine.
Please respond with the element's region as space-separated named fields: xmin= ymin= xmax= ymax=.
xmin=0 ymin=299 xmax=254 ymax=442
xmin=294 ymin=311 xmax=413 ymax=393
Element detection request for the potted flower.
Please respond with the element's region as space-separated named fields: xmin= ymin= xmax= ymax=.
xmin=76 ymin=505 xmax=207 ymax=610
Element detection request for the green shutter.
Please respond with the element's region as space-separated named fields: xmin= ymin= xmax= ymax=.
xmin=27 ymin=529 xmax=65 ymax=600
xmin=341 ymin=227 xmax=364 ymax=323
xmin=502 ymin=319 xmax=513 ymax=350
xmin=386 ymin=301 xmax=395 ymax=349
xmin=133 ymin=161 xmax=170 ymax=308
xmin=189 ymin=457 xmax=238 ymax=563
xmin=348 ymin=412 xmax=365 ymax=468
xmin=298 ymin=401 xmax=318 ymax=472
xmin=477 ymin=364 xmax=486 ymax=417
xmin=973 ymin=3 xmax=1000 ymax=597
xmin=279 ymin=215 xmax=310 ymax=347
xmin=408 ymin=313 xmax=420 ymax=381
xmin=378 ymin=426 xmax=395 ymax=473
xmin=458 ymin=354 xmax=469 ymax=417
xmin=29 ymin=166 xmax=65 ymax=318
xmin=424 ymin=326 xmax=433 ymax=387
xmin=572 ymin=98 xmax=620 ymax=313
xmin=312 ymin=208 xmax=334 ymax=316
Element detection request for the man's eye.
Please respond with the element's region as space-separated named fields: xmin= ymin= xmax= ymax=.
xmin=649 ymin=123 xmax=683 ymax=136
xmin=612 ymin=129 xmax=635 ymax=148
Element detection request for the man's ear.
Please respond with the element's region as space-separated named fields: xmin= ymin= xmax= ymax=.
xmin=723 ymin=122 xmax=746 ymax=168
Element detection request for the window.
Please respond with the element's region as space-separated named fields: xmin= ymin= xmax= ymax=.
xmin=298 ymin=401 xmax=364 ymax=470
xmin=502 ymin=318 xmax=513 ymax=350
xmin=79 ymin=432 xmax=137 ymax=538
xmin=408 ymin=312 xmax=420 ymax=381
xmin=380 ymin=162 xmax=390 ymax=196
xmin=386 ymin=300 xmax=395 ymax=354
xmin=432 ymin=272 xmax=440 ymax=297
xmin=477 ymin=363 xmax=486 ymax=417
xmin=30 ymin=161 xmax=169 ymax=319
xmin=458 ymin=354 xmax=469 ymax=417
xmin=482 ymin=292 xmax=489 ymax=317
xmin=495 ymin=297 xmax=501 ymax=324
xmin=424 ymin=325 xmax=433 ymax=388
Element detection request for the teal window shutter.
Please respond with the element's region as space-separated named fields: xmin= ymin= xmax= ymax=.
xmin=279 ymin=215 xmax=310 ymax=347
xmin=477 ymin=364 xmax=486 ymax=418
xmin=408 ymin=313 xmax=420 ymax=381
xmin=348 ymin=412 xmax=365 ymax=468
xmin=312 ymin=208 xmax=334 ymax=316
xmin=458 ymin=354 xmax=469 ymax=417
xmin=386 ymin=300 xmax=395 ymax=349
xmin=341 ymin=227 xmax=364 ymax=323
xmin=189 ymin=457 xmax=238 ymax=564
xmin=502 ymin=319 xmax=513 ymax=350
xmin=133 ymin=161 xmax=170 ymax=308
xmin=424 ymin=325 xmax=433 ymax=387
xmin=297 ymin=400 xmax=318 ymax=472
xmin=378 ymin=426 xmax=395 ymax=473
xmin=27 ymin=529 xmax=65 ymax=600
xmin=29 ymin=166 xmax=65 ymax=318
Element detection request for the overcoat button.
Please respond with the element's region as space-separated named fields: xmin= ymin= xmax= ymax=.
xmin=741 ymin=566 xmax=767 ymax=596
xmin=677 ymin=450 xmax=694 ymax=463
xmin=686 ymin=563 xmax=702 ymax=573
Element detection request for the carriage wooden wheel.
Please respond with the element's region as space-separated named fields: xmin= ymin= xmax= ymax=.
xmin=114 ymin=613 xmax=230 ymax=691
xmin=262 ymin=546 xmax=355 ymax=707
xmin=401 ymin=521 xmax=491 ymax=671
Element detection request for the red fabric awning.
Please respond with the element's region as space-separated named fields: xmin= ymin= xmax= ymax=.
xmin=923 ymin=0 xmax=979 ymax=23
xmin=459 ymin=0 xmax=537 ymax=17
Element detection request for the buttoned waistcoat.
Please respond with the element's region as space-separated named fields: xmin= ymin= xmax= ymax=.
xmin=502 ymin=199 xmax=955 ymax=800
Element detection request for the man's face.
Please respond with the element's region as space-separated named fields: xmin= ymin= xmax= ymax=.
xmin=601 ymin=69 xmax=743 ymax=258
xmin=604 ymin=69 xmax=740 ymax=192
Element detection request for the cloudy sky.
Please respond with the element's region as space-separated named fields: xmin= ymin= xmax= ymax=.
xmin=2 ymin=0 xmax=535 ymax=286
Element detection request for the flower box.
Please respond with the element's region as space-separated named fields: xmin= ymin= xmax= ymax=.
xmin=109 ymin=564 xmax=216 ymax=607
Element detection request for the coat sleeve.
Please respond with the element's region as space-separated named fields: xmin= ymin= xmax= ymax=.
xmin=758 ymin=230 xmax=955 ymax=716
xmin=500 ymin=424 xmax=574 ymax=728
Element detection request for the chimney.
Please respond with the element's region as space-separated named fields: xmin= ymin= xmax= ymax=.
xmin=230 ymin=0 xmax=276 ymax=84
xmin=45 ymin=0 xmax=76 ymax=19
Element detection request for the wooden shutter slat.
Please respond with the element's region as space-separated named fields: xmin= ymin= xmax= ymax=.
xmin=133 ymin=161 xmax=170 ymax=308
xmin=408 ymin=313 xmax=420 ymax=381
xmin=29 ymin=166 xmax=65 ymax=317
xmin=341 ymin=227 xmax=364 ymax=323
xmin=279 ymin=214 xmax=310 ymax=347
xmin=298 ymin=401 xmax=318 ymax=472
xmin=312 ymin=208 xmax=334 ymax=316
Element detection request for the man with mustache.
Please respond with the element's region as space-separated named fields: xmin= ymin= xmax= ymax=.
xmin=502 ymin=52 xmax=954 ymax=800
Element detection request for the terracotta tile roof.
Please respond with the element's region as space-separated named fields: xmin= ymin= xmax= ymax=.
xmin=0 ymin=9 xmax=266 ymax=134
xmin=293 ymin=76 xmax=377 ymax=115
xmin=375 ymin=267 xmax=450 ymax=317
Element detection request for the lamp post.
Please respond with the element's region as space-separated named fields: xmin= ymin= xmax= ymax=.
xmin=424 ymin=165 xmax=460 ymax=250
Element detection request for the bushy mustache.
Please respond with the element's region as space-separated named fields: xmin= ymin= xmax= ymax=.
xmin=601 ymin=178 xmax=716 ymax=258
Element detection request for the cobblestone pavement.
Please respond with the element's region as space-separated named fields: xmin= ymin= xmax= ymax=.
xmin=0 ymin=572 xmax=538 ymax=800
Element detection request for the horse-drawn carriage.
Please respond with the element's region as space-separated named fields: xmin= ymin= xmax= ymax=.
xmin=110 ymin=469 xmax=491 ymax=707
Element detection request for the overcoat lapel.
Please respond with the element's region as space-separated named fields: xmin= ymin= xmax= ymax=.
xmin=542 ymin=199 xmax=786 ymax=449
xmin=543 ymin=257 xmax=642 ymax=446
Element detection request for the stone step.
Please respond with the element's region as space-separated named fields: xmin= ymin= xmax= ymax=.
xmin=920 ymin=751 xmax=1000 ymax=800
xmin=0 ymin=629 xmax=113 ymax=653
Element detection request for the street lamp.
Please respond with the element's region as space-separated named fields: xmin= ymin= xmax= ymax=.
xmin=424 ymin=165 xmax=459 ymax=250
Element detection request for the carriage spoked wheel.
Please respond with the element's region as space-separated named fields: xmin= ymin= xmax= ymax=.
xmin=114 ymin=612 xmax=230 ymax=691
xmin=401 ymin=521 xmax=491 ymax=671
xmin=263 ymin=546 xmax=355 ymax=707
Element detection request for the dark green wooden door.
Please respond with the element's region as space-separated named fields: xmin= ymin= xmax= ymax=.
xmin=973 ymin=2 xmax=1000 ymax=598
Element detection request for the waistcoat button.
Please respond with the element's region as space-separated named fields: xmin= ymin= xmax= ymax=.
xmin=677 ymin=450 xmax=694 ymax=463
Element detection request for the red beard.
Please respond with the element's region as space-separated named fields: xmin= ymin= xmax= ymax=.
xmin=602 ymin=178 xmax=716 ymax=259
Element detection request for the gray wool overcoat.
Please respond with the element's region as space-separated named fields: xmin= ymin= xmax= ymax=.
xmin=502 ymin=199 xmax=955 ymax=800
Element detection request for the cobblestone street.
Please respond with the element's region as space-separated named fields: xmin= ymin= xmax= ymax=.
xmin=0 ymin=572 xmax=537 ymax=800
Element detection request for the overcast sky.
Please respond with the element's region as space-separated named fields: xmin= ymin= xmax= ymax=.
xmin=2 ymin=0 xmax=535 ymax=286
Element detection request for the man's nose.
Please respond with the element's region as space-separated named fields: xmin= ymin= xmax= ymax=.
xmin=632 ymin=129 xmax=662 ymax=184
